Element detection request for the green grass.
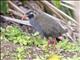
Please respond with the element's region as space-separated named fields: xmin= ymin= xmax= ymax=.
xmin=1 ymin=26 xmax=80 ymax=60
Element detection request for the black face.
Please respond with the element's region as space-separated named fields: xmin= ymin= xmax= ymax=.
xmin=28 ymin=14 xmax=34 ymax=19
xmin=26 ymin=11 xmax=34 ymax=19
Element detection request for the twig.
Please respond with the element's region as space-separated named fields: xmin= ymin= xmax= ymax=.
xmin=62 ymin=1 xmax=75 ymax=7
xmin=8 ymin=1 xmax=25 ymax=15
xmin=41 ymin=1 xmax=78 ymax=25
xmin=41 ymin=1 xmax=64 ymax=20
xmin=60 ymin=3 xmax=75 ymax=10
xmin=9 ymin=9 xmax=29 ymax=20
xmin=1 ymin=15 xmax=32 ymax=26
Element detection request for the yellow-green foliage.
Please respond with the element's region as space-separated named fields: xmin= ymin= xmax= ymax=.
xmin=0 ymin=0 xmax=8 ymax=15
xmin=1 ymin=26 xmax=47 ymax=46
xmin=1 ymin=26 xmax=80 ymax=60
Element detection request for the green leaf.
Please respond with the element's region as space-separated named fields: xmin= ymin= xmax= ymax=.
xmin=52 ymin=0 xmax=61 ymax=8
xmin=33 ymin=32 xmax=39 ymax=36
xmin=13 ymin=40 xmax=18 ymax=44
xmin=0 ymin=0 xmax=8 ymax=15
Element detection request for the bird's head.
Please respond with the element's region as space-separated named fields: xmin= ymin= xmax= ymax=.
xmin=26 ymin=10 xmax=38 ymax=19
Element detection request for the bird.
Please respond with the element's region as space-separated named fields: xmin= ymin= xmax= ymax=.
xmin=27 ymin=11 xmax=68 ymax=47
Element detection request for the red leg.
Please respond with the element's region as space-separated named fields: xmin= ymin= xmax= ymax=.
xmin=47 ymin=39 xmax=51 ymax=47
xmin=52 ymin=38 xmax=57 ymax=47
xmin=47 ymin=38 xmax=56 ymax=47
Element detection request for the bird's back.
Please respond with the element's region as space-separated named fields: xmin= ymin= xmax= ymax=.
xmin=30 ymin=12 xmax=68 ymax=38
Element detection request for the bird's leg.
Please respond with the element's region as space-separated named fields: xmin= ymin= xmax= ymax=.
xmin=52 ymin=38 xmax=57 ymax=47
xmin=47 ymin=38 xmax=57 ymax=48
xmin=47 ymin=39 xmax=51 ymax=47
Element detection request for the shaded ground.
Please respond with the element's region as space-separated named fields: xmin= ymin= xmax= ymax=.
xmin=1 ymin=38 xmax=80 ymax=60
